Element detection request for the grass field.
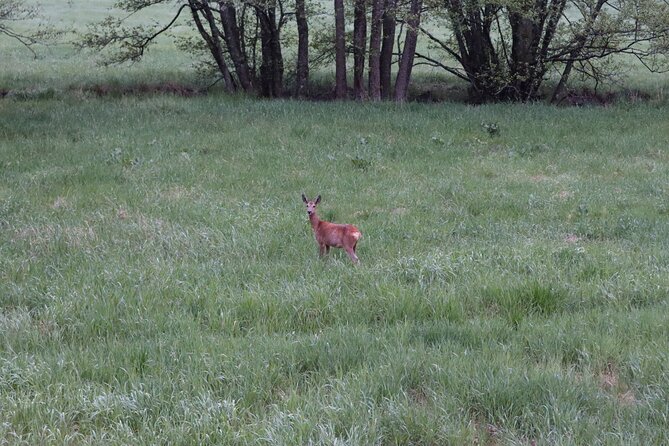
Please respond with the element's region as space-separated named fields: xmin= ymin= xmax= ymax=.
xmin=3 ymin=93 xmax=669 ymax=444
xmin=2 ymin=2 xmax=669 ymax=445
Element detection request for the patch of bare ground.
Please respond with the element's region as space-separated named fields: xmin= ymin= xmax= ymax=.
xmin=0 ymin=81 xmax=660 ymax=105
xmin=85 ymin=82 xmax=200 ymax=97
xmin=564 ymin=234 xmax=582 ymax=244
xmin=391 ymin=207 xmax=408 ymax=216
xmin=599 ymin=362 xmax=638 ymax=407
xmin=530 ymin=174 xmax=550 ymax=183
xmin=407 ymin=387 xmax=429 ymax=406
xmin=1 ymin=83 xmax=202 ymax=99
xmin=51 ymin=196 xmax=71 ymax=210
xmin=470 ymin=419 xmax=500 ymax=446
xmin=556 ymin=88 xmax=652 ymax=106
xmin=556 ymin=190 xmax=573 ymax=201
xmin=471 ymin=420 xmax=528 ymax=446
xmin=161 ymin=186 xmax=193 ymax=201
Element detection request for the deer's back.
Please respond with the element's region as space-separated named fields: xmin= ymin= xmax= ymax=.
xmin=317 ymin=221 xmax=361 ymax=247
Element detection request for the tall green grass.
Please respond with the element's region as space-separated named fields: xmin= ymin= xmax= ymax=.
xmin=2 ymin=93 xmax=668 ymax=444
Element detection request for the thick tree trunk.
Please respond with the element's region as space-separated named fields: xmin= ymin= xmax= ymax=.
xmin=368 ymin=0 xmax=384 ymax=100
xmin=334 ymin=0 xmax=347 ymax=99
xmin=394 ymin=0 xmax=422 ymax=102
xmin=380 ymin=0 xmax=396 ymax=99
xmin=508 ymin=9 xmax=542 ymax=100
xmin=447 ymin=1 xmax=502 ymax=102
xmin=353 ymin=0 xmax=367 ymax=100
xmin=295 ymin=0 xmax=309 ymax=97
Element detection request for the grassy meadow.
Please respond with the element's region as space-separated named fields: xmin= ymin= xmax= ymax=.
xmin=2 ymin=2 xmax=669 ymax=445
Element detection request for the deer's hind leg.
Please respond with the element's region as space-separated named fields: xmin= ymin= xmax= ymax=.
xmin=344 ymin=246 xmax=359 ymax=263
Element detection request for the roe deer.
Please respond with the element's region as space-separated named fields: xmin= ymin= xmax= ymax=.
xmin=302 ymin=194 xmax=362 ymax=263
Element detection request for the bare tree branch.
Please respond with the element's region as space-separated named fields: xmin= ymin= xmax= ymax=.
xmin=414 ymin=51 xmax=470 ymax=81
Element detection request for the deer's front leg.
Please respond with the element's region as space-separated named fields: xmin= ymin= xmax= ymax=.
xmin=319 ymin=244 xmax=327 ymax=257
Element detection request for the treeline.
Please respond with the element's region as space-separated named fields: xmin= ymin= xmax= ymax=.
xmin=83 ymin=0 xmax=669 ymax=102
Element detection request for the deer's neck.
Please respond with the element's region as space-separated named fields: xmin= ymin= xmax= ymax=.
xmin=309 ymin=213 xmax=321 ymax=231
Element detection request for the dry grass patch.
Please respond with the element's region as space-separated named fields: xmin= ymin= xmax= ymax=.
xmin=599 ymin=362 xmax=639 ymax=407
xmin=12 ymin=224 xmax=96 ymax=249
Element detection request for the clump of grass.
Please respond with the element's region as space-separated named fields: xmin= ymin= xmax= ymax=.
xmin=482 ymin=121 xmax=500 ymax=136
xmin=105 ymin=147 xmax=141 ymax=168
xmin=481 ymin=282 xmax=566 ymax=327
xmin=395 ymin=252 xmax=456 ymax=289
xmin=350 ymin=156 xmax=372 ymax=171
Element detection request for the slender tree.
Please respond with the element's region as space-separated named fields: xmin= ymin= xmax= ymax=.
xmin=394 ymin=0 xmax=422 ymax=101
xmin=334 ymin=0 xmax=347 ymax=98
xmin=550 ymin=0 xmax=607 ymax=102
xmin=295 ymin=0 xmax=309 ymax=97
xmin=380 ymin=0 xmax=397 ymax=98
xmin=353 ymin=0 xmax=368 ymax=99
xmin=368 ymin=0 xmax=384 ymax=100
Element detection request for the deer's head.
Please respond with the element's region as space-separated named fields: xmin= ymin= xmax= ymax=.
xmin=302 ymin=194 xmax=321 ymax=216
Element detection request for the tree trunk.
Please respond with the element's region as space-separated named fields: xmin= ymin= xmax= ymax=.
xmin=508 ymin=8 xmax=542 ymax=100
xmin=532 ymin=0 xmax=568 ymax=98
xmin=334 ymin=0 xmax=347 ymax=99
xmin=353 ymin=0 xmax=367 ymax=100
xmin=447 ymin=1 xmax=501 ymax=102
xmin=189 ymin=1 xmax=236 ymax=92
xmin=368 ymin=0 xmax=384 ymax=100
xmin=550 ymin=0 xmax=607 ymax=102
xmin=394 ymin=0 xmax=422 ymax=102
xmin=256 ymin=4 xmax=284 ymax=97
xmin=218 ymin=1 xmax=254 ymax=93
xmin=380 ymin=0 xmax=396 ymax=99
xmin=550 ymin=58 xmax=575 ymax=103
xmin=295 ymin=0 xmax=309 ymax=97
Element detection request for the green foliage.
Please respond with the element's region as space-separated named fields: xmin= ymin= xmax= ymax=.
xmin=421 ymin=0 xmax=669 ymax=101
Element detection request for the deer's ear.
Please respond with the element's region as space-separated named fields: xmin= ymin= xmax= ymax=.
xmin=315 ymin=195 xmax=321 ymax=204
xmin=302 ymin=194 xmax=308 ymax=203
